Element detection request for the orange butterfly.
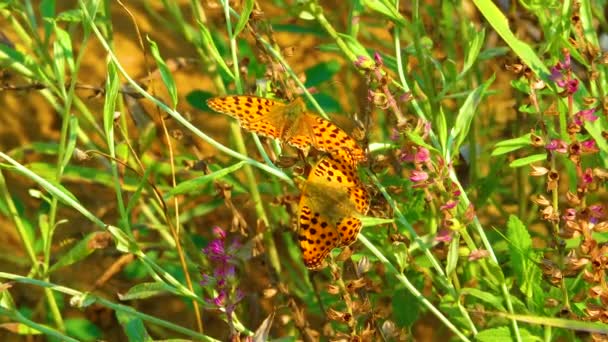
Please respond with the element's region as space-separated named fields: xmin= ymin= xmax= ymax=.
xmin=297 ymin=151 xmax=370 ymax=269
xmin=206 ymin=96 xmax=366 ymax=162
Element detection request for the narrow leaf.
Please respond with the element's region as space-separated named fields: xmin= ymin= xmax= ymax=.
xmin=491 ymin=133 xmax=532 ymax=156
xmin=115 ymin=310 xmax=152 ymax=342
xmin=452 ymin=74 xmax=495 ymax=149
xmin=164 ymin=161 xmax=247 ymax=198
xmin=118 ymin=282 xmax=177 ymax=301
xmin=234 ymin=0 xmax=254 ymax=36
xmin=509 ymin=154 xmax=546 ymax=168
xmin=147 ymin=37 xmax=178 ymax=108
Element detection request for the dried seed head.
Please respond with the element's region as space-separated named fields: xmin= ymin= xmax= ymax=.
xmin=566 ymin=191 xmax=581 ymax=206
xmin=546 ymin=170 xmax=559 ymax=192
xmin=567 ymin=122 xmax=582 ymax=135
xmin=530 ymin=165 xmax=549 ymax=176
xmin=530 ymin=133 xmax=545 ymax=147
xmin=593 ymin=221 xmax=608 ymax=232
xmin=532 ymin=194 xmax=551 ymax=207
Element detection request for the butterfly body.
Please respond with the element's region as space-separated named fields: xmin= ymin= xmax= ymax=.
xmin=206 ymin=95 xmax=366 ymax=162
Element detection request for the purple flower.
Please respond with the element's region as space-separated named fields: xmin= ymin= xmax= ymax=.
xmin=549 ymin=67 xmax=563 ymax=82
xmin=200 ymin=226 xmax=249 ymax=337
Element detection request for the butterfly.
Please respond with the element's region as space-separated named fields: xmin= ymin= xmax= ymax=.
xmin=297 ymin=151 xmax=370 ymax=269
xmin=206 ymin=95 xmax=366 ymax=162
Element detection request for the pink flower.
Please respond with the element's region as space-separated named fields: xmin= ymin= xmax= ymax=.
xmin=409 ymin=170 xmax=429 ymax=183
xmin=582 ymin=168 xmax=594 ymax=184
xmin=581 ymin=139 xmax=599 ymax=153
xmin=574 ymin=108 xmax=598 ymax=125
xmin=213 ymin=226 xmax=226 ymax=239
xmin=546 ymin=139 xmax=568 ymax=154
xmin=440 ymin=200 xmax=457 ymax=210
xmin=415 ymin=147 xmax=430 ymax=163
xmin=563 ymin=208 xmax=576 ymax=221
xmin=374 ymin=51 xmax=383 ymax=67
xmin=390 ymin=128 xmax=400 ymax=141
xmin=435 ymin=229 xmax=452 ymax=242
xmin=468 ymin=249 xmax=490 ymax=261
xmin=589 ymin=204 xmax=606 ymax=219
xmin=559 ymin=78 xmax=579 ymax=94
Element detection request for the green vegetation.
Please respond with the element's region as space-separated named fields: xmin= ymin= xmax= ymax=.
xmin=1 ymin=0 xmax=608 ymax=341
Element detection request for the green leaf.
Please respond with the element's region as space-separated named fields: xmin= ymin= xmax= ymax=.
xmin=360 ymin=217 xmax=394 ymax=227
xmin=164 ymin=161 xmax=248 ymax=198
xmin=491 ymin=133 xmax=532 ymax=156
xmin=61 ymin=115 xmax=78 ymax=170
xmin=54 ymin=26 xmax=74 ymax=73
xmin=305 ymin=61 xmax=341 ymax=87
xmin=451 ymin=74 xmax=495 ymax=150
xmin=198 ymin=22 xmax=234 ymax=79
xmin=337 ymin=33 xmax=371 ymax=60
xmin=312 ymin=93 xmax=342 ymax=113
xmin=107 ymin=225 xmax=137 ymax=253
xmin=437 ymin=107 xmax=448 ymax=153
xmin=48 ymin=231 xmax=110 ymax=273
xmin=234 ymin=0 xmax=253 ymax=36
xmin=0 ymin=44 xmax=45 ymax=80
xmin=476 ymin=326 xmax=540 ymax=342
xmin=392 ymin=286 xmax=420 ymax=328
xmin=186 ymin=90 xmax=216 ymax=111
xmin=509 ymin=154 xmax=546 ymax=168
xmin=362 ymin=0 xmax=408 ymax=26
xmin=461 ymin=287 xmax=505 ymax=311
xmin=405 ymin=131 xmax=439 ymax=153
xmin=461 ymin=27 xmax=484 ymax=77
xmin=485 ymin=259 xmax=505 ymax=286
xmin=445 ymin=232 xmax=460 ymax=276
xmin=40 ymin=0 xmax=56 ymax=43
xmin=65 ymin=318 xmax=102 ymax=342
xmin=56 ymin=9 xmax=83 ymax=22
xmin=507 ymin=215 xmax=540 ymax=299
xmin=115 ymin=311 xmax=152 ymax=342
xmin=118 ymin=282 xmax=177 ymax=301
xmin=26 ymin=163 xmax=80 ymax=205
xmin=147 ymin=37 xmax=178 ymax=108
xmin=103 ymin=60 xmax=120 ymax=139
xmin=0 ymin=321 xmax=44 ymax=335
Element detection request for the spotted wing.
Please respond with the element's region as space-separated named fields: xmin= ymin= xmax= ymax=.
xmin=336 ymin=217 xmax=364 ymax=247
xmin=297 ymin=153 xmax=370 ymax=268
xmin=306 ymin=115 xmax=366 ymax=162
xmin=297 ymin=197 xmax=341 ymax=269
xmin=206 ymin=95 xmax=285 ymax=139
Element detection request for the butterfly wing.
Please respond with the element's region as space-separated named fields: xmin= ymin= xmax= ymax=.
xmin=303 ymin=114 xmax=366 ymax=162
xmin=298 ymin=153 xmax=370 ymax=268
xmin=297 ymin=195 xmax=341 ymax=269
xmin=335 ymin=217 xmax=364 ymax=247
xmin=206 ymin=96 xmax=285 ymax=139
